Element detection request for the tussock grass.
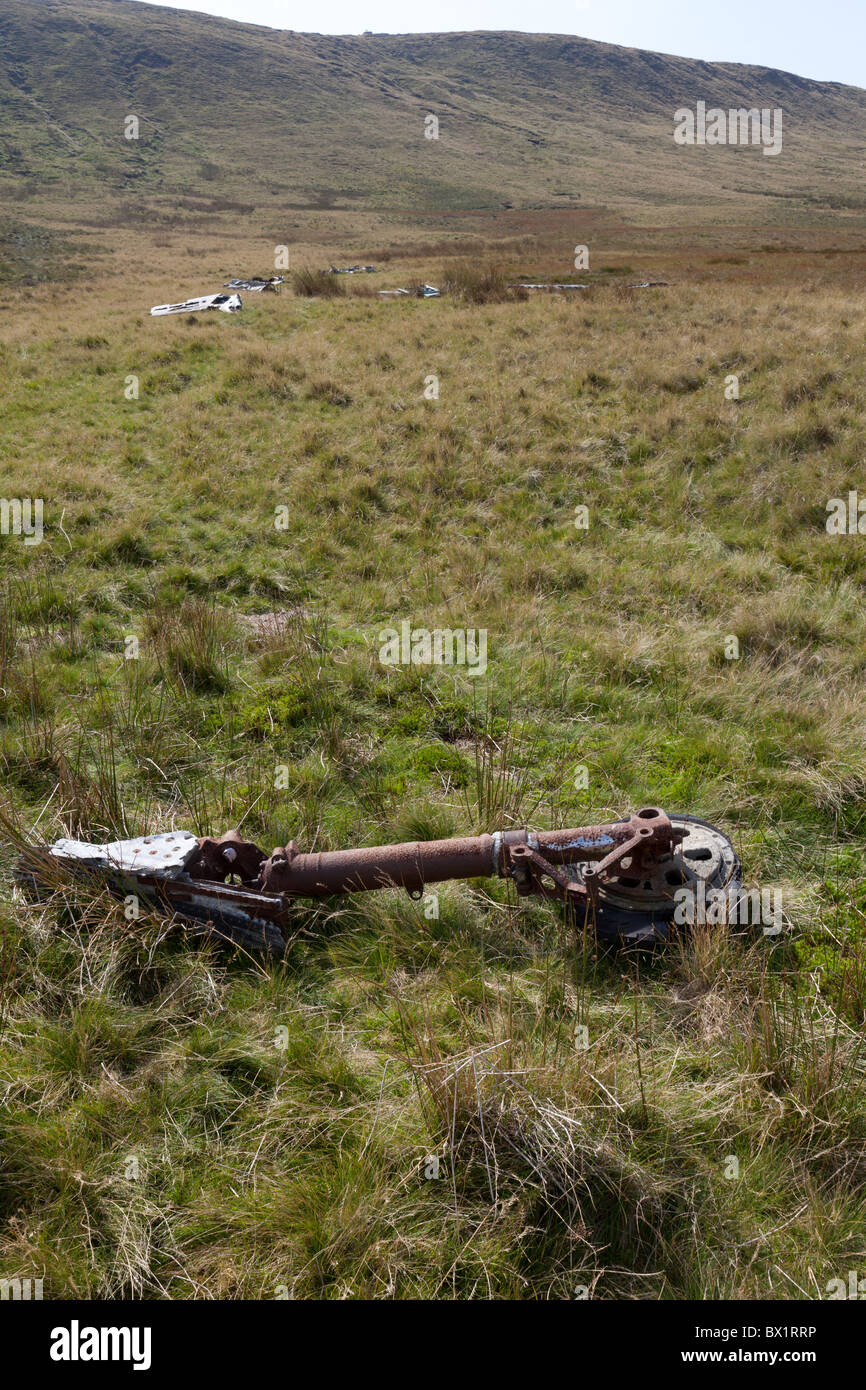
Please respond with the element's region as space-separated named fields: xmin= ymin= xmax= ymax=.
xmin=145 ymin=598 xmax=234 ymax=695
xmin=440 ymin=262 xmax=524 ymax=304
xmin=291 ymin=269 xmax=345 ymax=298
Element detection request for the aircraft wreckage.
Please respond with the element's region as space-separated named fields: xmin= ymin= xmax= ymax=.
xmin=224 ymin=276 xmax=284 ymax=292
xmin=378 ymin=283 xmax=440 ymax=298
xmin=150 ymin=292 xmax=243 ymax=316
xmin=18 ymin=809 xmax=742 ymax=957
xmin=150 ymin=276 xmax=443 ymax=314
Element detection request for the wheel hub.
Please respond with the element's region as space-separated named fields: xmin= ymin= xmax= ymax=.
xmin=570 ymin=815 xmax=740 ymax=943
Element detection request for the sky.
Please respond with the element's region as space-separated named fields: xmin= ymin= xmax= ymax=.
xmin=138 ymin=0 xmax=866 ymax=88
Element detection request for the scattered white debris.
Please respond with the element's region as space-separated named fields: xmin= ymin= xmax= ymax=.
xmin=378 ymin=283 xmax=440 ymax=299
xmin=512 ymin=282 xmax=591 ymax=290
xmin=150 ymin=293 xmax=243 ymax=317
xmin=329 ymin=264 xmax=377 ymax=274
xmin=225 ymin=276 xmax=284 ymax=292
xmin=511 ymin=281 xmax=668 ymax=291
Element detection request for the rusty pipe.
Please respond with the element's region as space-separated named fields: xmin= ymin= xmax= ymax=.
xmin=260 ymin=835 xmax=496 ymax=896
xmin=254 ymin=809 xmax=677 ymax=898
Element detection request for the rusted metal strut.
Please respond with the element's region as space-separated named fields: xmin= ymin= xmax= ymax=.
xmin=35 ymin=808 xmax=739 ymax=955
xmin=188 ymin=808 xmax=684 ymax=907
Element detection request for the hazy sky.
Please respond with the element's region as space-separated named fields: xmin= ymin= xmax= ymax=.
xmin=139 ymin=0 xmax=866 ymax=88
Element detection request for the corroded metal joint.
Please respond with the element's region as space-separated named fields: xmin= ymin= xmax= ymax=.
xmin=187 ymin=831 xmax=266 ymax=885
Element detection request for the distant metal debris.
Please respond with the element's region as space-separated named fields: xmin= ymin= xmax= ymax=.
xmin=511 ymin=280 xmax=669 ymax=291
xmin=150 ymin=292 xmax=243 ymax=317
xmin=329 ymin=264 xmax=377 ymax=274
xmin=378 ymin=283 xmax=441 ymax=299
xmin=224 ymin=276 xmax=284 ymax=292
xmin=512 ymin=282 xmax=591 ymax=291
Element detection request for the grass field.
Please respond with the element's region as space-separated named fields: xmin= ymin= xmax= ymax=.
xmin=0 ymin=203 xmax=865 ymax=1300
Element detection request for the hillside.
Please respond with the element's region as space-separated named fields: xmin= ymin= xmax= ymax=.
xmin=2 ymin=0 xmax=866 ymax=220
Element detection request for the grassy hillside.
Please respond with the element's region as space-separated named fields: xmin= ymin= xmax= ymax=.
xmin=3 ymin=0 xmax=866 ymax=221
xmin=0 ymin=0 xmax=864 ymax=1308
xmin=0 ymin=213 xmax=864 ymax=1296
